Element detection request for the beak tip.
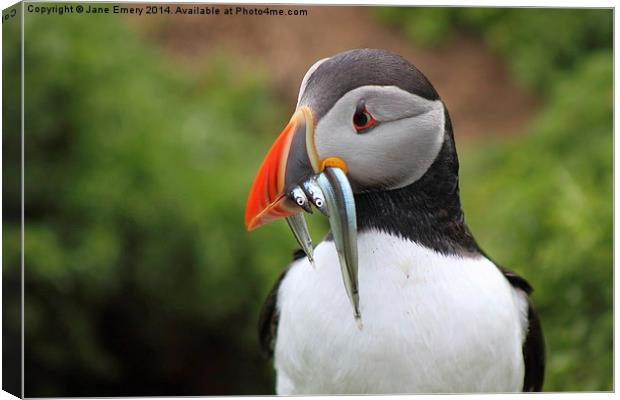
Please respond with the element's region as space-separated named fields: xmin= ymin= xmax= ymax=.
xmin=245 ymin=208 xmax=263 ymax=231
xmin=244 ymin=207 xmax=255 ymax=231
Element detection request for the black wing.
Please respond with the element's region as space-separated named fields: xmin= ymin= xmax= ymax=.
xmin=522 ymin=300 xmax=545 ymax=391
xmin=499 ymin=266 xmax=546 ymax=392
xmin=257 ymin=249 xmax=306 ymax=358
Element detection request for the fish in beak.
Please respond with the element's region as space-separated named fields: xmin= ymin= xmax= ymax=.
xmin=245 ymin=106 xmax=361 ymax=322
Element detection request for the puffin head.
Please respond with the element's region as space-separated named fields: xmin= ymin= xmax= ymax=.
xmin=245 ymin=49 xmax=465 ymax=321
xmin=245 ymin=48 xmax=452 ymax=230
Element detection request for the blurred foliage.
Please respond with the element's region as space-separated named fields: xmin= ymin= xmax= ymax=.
xmin=6 ymin=9 xmax=303 ymax=396
xmin=376 ymin=6 xmax=612 ymax=392
xmin=3 ymin=6 xmax=612 ymax=396
xmin=461 ymin=52 xmax=612 ymax=391
xmin=376 ymin=8 xmax=612 ymax=94
xmin=2 ymin=5 xmax=23 ymax=397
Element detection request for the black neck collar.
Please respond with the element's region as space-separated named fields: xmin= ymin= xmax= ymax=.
xmin=353 ymin=114 xmax=481 ymax=257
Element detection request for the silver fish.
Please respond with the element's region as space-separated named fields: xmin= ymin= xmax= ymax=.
xmin=286 ymin=213 xmax=315 ymax=267
xmin=289 ymin=186 xmax=313 ymax=214
xmin=316 ymin=167 xmax=361 ymax=322
xmin=302 ymin=178 xmax=329 ymax=216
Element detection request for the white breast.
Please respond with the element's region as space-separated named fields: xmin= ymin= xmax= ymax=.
xmin=274 ymin=229 xmax=529 ymax=394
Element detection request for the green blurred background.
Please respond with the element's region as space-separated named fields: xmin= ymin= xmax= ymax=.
xmin=2 ymin=4 xmax=612 ymax=396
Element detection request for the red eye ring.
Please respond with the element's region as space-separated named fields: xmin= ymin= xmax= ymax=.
xmin=353 ymin=107 xmax=377 ymax=133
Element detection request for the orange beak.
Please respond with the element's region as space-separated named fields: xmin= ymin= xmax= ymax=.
xmin=245 ymin=106 xmax=320 ymax=231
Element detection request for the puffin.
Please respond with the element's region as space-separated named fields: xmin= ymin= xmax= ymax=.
xmin=245 ymin=49 xmax=545 ymax=394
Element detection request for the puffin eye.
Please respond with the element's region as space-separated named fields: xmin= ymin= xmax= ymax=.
xmin=353 ymin=106 xmax=377 ymax=133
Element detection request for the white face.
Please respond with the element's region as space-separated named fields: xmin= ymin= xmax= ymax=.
xmin=303 ymin=85 xmax=446 ymax=192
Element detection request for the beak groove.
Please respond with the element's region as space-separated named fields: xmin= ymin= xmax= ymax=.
xmin=245 ymin=107 xmax=316 ymax=231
